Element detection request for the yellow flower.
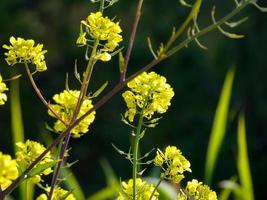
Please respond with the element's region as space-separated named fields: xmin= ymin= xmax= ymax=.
xmin=78 ymin=12 xmax=122 ymax=61
xmin=177 ymin=179 xmax=217 ymax=200
xmin=16 ymin=140 xmax=53 ymax=183
xmin=0 ymin=74 xmax=8 ymax=105
xmin=3 ymin=36 xmax=47 ymax=72
xmin=94 ymin=52 xmax=111 ymax=62
xmin=76 ymin=32 xmax=87 ymax=46
xmin=0 ymin=152 xmax=18 ymax=190
xmin=154 ymin=146 xmax=191 ymax=183
xmin=82 ymin=12 xmax=122 ymax=43
xmin=116 ymin=178 xmax=159 ymax=200
xmin=36 ymin=187 xmax=76 ymax=200
xmin=122 ymin=72 xmax=174 ymax=122
xmin=48 ymin=90 xmax=96 ymax=138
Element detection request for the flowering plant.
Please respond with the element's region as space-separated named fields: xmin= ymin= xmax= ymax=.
xmin=0 ymin=0 xmax=266 ymax=199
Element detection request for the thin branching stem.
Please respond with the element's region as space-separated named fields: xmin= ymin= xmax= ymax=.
xmin=120 ymin=0 xmax=144 ymax=82
xmin=47 ymin=40 xmax=99 ymax=200
xmin=24 ymin=63 xmax=68 ymax=126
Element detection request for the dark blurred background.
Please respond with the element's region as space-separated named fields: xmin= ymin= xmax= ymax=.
xmin=0 ymin=0 xmax=267 ymax=199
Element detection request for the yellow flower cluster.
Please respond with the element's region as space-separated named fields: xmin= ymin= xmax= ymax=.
xmin=122 ymin=72 xmax=174 ymax=122
xmin=16 ymin=140 xmax=53 ymax=183
xmin=3 ymin=36 xmax=47 ymax=72
xmin=77 ymin=12 xmax=123 ymax=62
xmin=0 ymin=75 xmax=8 ymax=105
xmin=116 ymin=178 xmax=159 ymax=200
xmin=177 ymin=179 xmax=217 ymax=200
xmin=48 ymin=90 xmax=96 ymax=138
xmin=36 ymin=187 xmax=76 ymax=200
xmin=0 ymin=152 xmax=18 ymax=190
xmin=154 ymin=146 xmax=191 ymax=183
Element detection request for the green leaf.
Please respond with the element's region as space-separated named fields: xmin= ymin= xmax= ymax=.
xmin=10 ymin=80 xmax=34 ymax=200
xmin=204 ymin=68 xmax=235 ymax=184
xmin=100 ymin=158 xmax=119 ymax=187
xmin=87 ymin=159 xmax=119 ymax=200
xmin=60 ymin=167 xmax=86 ymax=200
xmin=28 ymin=161 xmax=58 ymax=178
xmin=237 ymin=113 xmax=254 ymax=200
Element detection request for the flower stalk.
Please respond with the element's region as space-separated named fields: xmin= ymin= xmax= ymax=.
xmin=132 ymin=107 xmax=145 ymax=200
xmin=47 ymin=40 xmax=99 ymax=199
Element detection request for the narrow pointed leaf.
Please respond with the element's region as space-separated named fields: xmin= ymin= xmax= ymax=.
xmin=61 ymin=167 xmax=86 ymax=200
xmin=204 ymin=68 xmax=235 ymax=184
xmin=10 ymin=80 xmax=34 ymax=200
xmin=28 ymin=161 xmax=58 ymax=178
xmin=237 ymin=113 xmax=254 ymax=200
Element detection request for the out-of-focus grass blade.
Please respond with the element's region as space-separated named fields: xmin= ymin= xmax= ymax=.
xmin=61 ymin=166 xmax=86 ymax=200
xmin=237 ymin=113 xmax=254 ymax=200
xmin=10 ymin=80 xmax=34 ymax=200
xmin=10 ymin=80 xmax=24 ymax=150
xmin=204 ymin=68 xmax=235 ymax=184
xmin=100 ymin=159 xmax=118 ymax=187
xmin=87 ymin=159 xmax=119 ymax=200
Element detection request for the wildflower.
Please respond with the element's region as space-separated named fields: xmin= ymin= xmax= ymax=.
xmin=154 ymin=146 xmax=191 ymax=183
xmin=36 ymin=187 xmax=76 ymax=200
xmin=122 ymin=72 xmax=174 ymax=122
xmin=177 ymin=179 xmax=217 ymax=200
xmin=76 ymin=32 xmax=87 ymax=46
xmin=94 ymin=52 xmax=111 ymax=62
xmin=48 ymin=90 xmax=96 ymax=137
xmin=3 ymin=36 xmax=47 ymax=72
xmin=116 ymin=178 xmax=159 ymax=200
xmin=78 ymin=12 xmax=122 ymax=62
xmin=16 ymin=140 xmax=53 ymax=183
xmin=0 ymin=75 xmax=8 ymax=105
xmin=0 ymin=152 xmax=18 ymax=190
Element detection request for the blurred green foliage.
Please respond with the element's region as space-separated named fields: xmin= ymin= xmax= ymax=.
xmin=1 ymin=0 xmax=267 ymax=199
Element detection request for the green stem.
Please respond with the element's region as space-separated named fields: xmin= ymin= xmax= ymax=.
xmin=48 ymin=40 xmax=99 ymax=200
xmin=100 ymin=0 xmax=105 ymax=12
xmin=165 ymin=1 xmax=250 ymax=58
xmin=132 ymin=109 xmax=145 ymax=200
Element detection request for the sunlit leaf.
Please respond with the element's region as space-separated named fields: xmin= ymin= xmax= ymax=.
xmin=28 ymin=161 xmax=58 ymax=178
xmin=204 ymin=68 xmax=235 ymax=184
xmin=10 ymin=80 xmax=34 ymax=200
xmin=237 ymin=113 xmax=254 ymax=200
